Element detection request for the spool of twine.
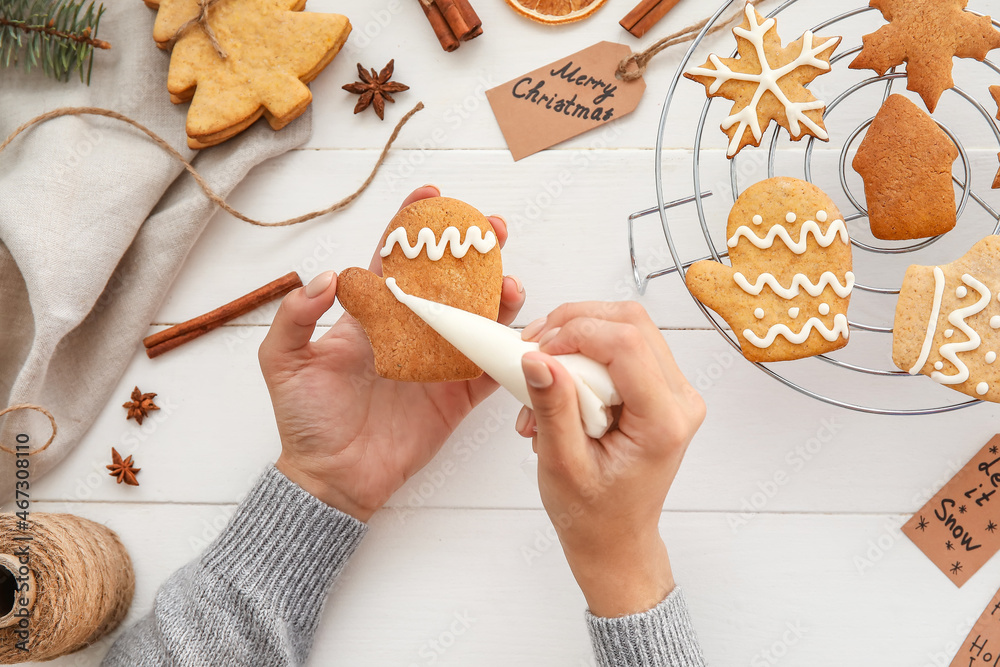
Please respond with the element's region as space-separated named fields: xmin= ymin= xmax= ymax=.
xmin=0 ymin=514 xmax=134 ymax=663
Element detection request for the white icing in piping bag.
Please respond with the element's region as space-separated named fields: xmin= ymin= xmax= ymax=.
xmin=385 ymin=278 xmax=622 ymax=438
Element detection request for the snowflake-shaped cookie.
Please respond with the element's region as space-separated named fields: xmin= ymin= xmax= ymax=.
xmin=851 ymin=0 xmax=1000 ymax=114
xmin=685 ymin=3 xmax=841 ymax=158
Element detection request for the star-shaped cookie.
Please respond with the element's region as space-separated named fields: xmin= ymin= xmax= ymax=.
xmin=850 ymin=0 xmax=1000 ymax=113
xmin=145 ymin=0 xmax=352 ymax=148
xmin=684 ymin=2 xmax=841 ymax=158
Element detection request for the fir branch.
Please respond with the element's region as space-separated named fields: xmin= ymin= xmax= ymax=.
xmin=0 ymin=0 xmax=110 ymax=84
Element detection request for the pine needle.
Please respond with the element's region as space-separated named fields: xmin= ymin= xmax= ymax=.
xmin=0 ymin=0 xmax=109 ymax=84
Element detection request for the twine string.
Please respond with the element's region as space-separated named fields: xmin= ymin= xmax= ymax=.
xmin=0 ymin=102 xmax=425 ymax=228
xmin=164 ymin=0 xmax=227 ymax=60
xmin=0 ymin=404 xmax=57 ymax=456
xmin=0 ymin=513 xmax=134 ymax=662
xmin=618 ymin=0 xmax=775 ymax=82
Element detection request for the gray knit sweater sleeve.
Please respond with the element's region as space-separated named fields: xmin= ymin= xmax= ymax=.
xmin=103 ymin=465 xmax=705 ymax=666
xmin=587 ymin=587 xmax=707 ymax=667
xmin=102 ymin=466 xmax=368 ymax=667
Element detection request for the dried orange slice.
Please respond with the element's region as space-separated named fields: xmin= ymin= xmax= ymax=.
xmin=503 ymin=0 xmax=609 ymax=25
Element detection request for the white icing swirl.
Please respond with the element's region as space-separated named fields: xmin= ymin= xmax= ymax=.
xmin=931 ymin=274 xmax=991 ymax=386
xmin=744 ymin=314 xmax=849 ymax=348
xmin=733 ymin=271 xmax=855 ymax=300
xmin=381 ymin=226 xmax=497 ymax=261
xmin=727 ymin=218 xmax=849 ymax=254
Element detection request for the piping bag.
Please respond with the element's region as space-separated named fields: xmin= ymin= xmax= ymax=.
xmin=386 ymin=278 xmax=622 ymax=438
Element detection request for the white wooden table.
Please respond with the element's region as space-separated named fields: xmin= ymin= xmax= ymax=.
xmin=15 ymin=0 xmax=1000 ymax=664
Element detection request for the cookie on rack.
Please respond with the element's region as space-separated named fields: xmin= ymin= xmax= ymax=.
xmin=145 ymin=0 xmax=352 ymax=148
xmin=686 ymin=178 xmax=854 ymax=363
xmin=992 ymin=85 xmax=1000 ymax=189
xmin=684 ymin=2 xmax=841 ymax=158
xmin=850 ymin=0 xmax=1000 ymax=113
xmin=853 ymin=94 xmax=958 ymax=240
xmin=893 ymin=236 xmax=1000 ymax=403
xmin=337 ymin=197 xmax=503 ymax=383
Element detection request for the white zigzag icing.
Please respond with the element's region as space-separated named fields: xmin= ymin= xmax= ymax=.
xmin=733 ymin=271 xmax=855 ymax=299
xmin=931 ymin=274 xmax=991 ymax=385
xmin=381 ymin=226 xmax=497 ymax=261
xmin=744 ymin=313 xmax=850 ymax=348
xmin=685 ymin=4 xmax=838 ymax=156
xmin=727 ymin=218 xmax=849 ymax=254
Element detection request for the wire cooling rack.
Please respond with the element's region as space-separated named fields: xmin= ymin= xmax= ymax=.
xmin=628 ymin=0 xmax=1000 ymax=415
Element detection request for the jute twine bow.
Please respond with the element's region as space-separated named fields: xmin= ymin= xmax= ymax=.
xmin=617 ymin=0 xmax=776 ymax=82
xmin=0 ymin=102 xmax=425 ymax=227
xmin=164 ymin=0 xmax=227 ymax=60
xmin=0 ymin=404 xmax=56 ymax=456
xmin=0 ymin=513 xmax=135 ymax=662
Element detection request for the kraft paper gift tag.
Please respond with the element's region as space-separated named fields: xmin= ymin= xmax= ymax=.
xmin=904 ymin=435 xmax=1000 ymax=587
xmin=950 ymin=587 xmax=1000 ymax=666
xmin=486 ymin=42 xmax=646 ymax=161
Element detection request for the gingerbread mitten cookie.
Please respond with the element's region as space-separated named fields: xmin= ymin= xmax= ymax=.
xmin=687 ymin=178 xmax=854 ymax=363
xmin=684 ymin=2 xmax=840 ymax=157
xmin=853 ymin=94 xmax=958 ymax=240
xmin=337 ymin=197 xmax=503 ymax=383
xmin=894 ymin=236 xmax=1000 ymax=402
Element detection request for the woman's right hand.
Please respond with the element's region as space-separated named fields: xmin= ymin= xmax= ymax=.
xmin=517 ymin=302 xmax=706 ymax=618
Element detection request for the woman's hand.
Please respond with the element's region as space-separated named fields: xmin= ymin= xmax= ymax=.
xmin=517 ymin=302 xmax=705 ymax=617
xmin=259 ymin=186 xmax=525 ymax=522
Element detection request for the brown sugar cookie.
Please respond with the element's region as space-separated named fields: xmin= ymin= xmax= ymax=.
xmin=337 ymin=197 xmax=503 ymax=383
xmin=684 ymin=2 xmax=841 ymax=158
xmin=686 ymin=178 xmax=854 ymax=363
xmin=853 ymin=94 xmax=958 ymax=240
xmin=991 ymin=84 xmax=1000 ymax=189
xmin=894 ymin=236 xmax=1000 ymax=403
xmin=145 ymin=0 xmax=352 ymax=148
xmin=850 ymin=0 xmax=1000 ymax=113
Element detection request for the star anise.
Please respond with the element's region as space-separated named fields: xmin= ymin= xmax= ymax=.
xmin=107 ymin=448 xmax=140 ymax=486
xmin=342 ymin=60 xmax=409 ymax=120
xmin=123 ymin=386 xmax=159 ymax=425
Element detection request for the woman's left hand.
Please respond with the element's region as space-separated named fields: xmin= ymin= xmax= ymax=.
xmin=259 ymin=186 xmax=525 ymax=521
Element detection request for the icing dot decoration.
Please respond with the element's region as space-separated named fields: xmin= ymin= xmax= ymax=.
xmin=788 ymin=307 xmax=800 ymax=318
xmin=754 ymin=308 xmax=765 ymax=319
xmin=944 ymin=329 xmax=954 ymax=338
xmin=978 ymin=382 xmax=990 ymax=396
xmin=987 ymin=351 xmax=997 ymax=364
xmin=785 ymin=212 xmax=797 ymax=223
xmin=752 ymin=215 xmax=763 ymax=225
xmin=957 ymin=286 xmax=968 ymax=298
xmin=816 ymin=210 xmax=828 ymax=222
xmin=818 ymin=303 xmax=830 ymax=316
xmin=992 ymin=316 xmax=1000 ymax=329
xmin=935 ymin=361 xmax=944 ymax=370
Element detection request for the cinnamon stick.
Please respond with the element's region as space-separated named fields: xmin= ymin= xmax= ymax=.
xmin=419 ymin=0 xmax=459 ymax=52
xmin=455 ymin=0 xmax=483 ymax=41
xmin=621 ymin=0 xmax=682 ymax=38
xmin=143 ymin=271 xmax=303 ymax=359
xmin=436 ymin=0 xmax=472 ymax=42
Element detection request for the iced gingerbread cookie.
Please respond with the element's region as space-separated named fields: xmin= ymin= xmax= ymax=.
xmin=337 ymin=197 xmax=502 ymax=383
xmin=684 ymin=2 xmax=841 ymax=158
xmin=893 ymin=236 xmax=1000 ymax=403
xmin=145 ymin=0 xmax=352 ymax=148
xmin=686 ymin=178 xmax=854 ymax=363
xmin=850 ymin=0 xmax=1000 ymax=113
xmin=853 ymin=94 xmax=958 ymax=240
xmin=992 ymin=85 xmax=1000 ymax=189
